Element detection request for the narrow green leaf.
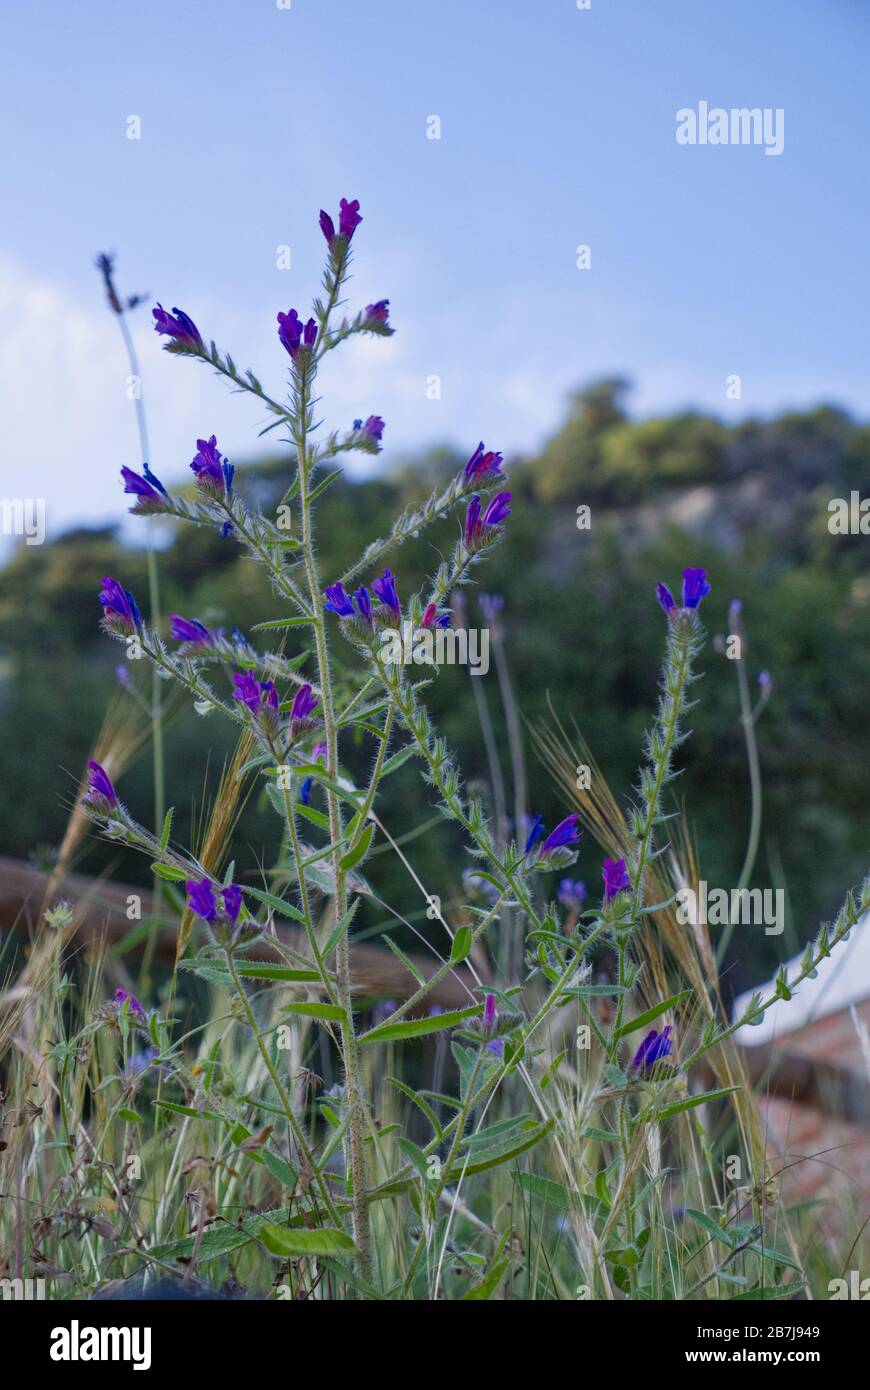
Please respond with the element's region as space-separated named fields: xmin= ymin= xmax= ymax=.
xmin=243 ymin=885 xmax=306 ymax=924
xmin=282 ymin=1001 xmax=347 ymax=1023
xmin=307 ymin=467 xmax=344 ymax=502
xmin=380 ymin=934 xmax=426 ymax=987
xmin=685 ymin=1208 xmax=736 ymax=1248
xmin=252 ymin=616 xmax=313 ymax=630
xmin=159 ymin=808 xmax=174 ymax=852
xmin=361 ymin=1004 xmax=482 ymax=1044
xmin=653 ymin=1085 xmax=741 ymax=1120
xmin=340 ymin=822 xmax=374 ymax=871
xmin=151 ymin=862 xmax=189 ymax=883
xmin=450 ymin=926 xmax=473 ymax=963
xmin=614 ymin=990 xmax=692 ymax=1040
xmin=259 ymin=1223 xmax=358 ymax=1258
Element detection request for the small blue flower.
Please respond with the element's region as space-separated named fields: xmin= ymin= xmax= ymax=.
xmin=632 ymin=1025 xmax=673 ymax=1071
xmin=524 ymin=814 xmax=546 ymax=854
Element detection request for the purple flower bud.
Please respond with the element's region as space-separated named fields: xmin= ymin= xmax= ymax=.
xmin=186 ymin=878 xmax=217 ymax=923
xmin=324 ymin=582 xmax=355 ymax=618
xmin=152 ymin=303 xmax=202 ymax=350
xmin=99 ymin=577 xmax=142 ymax=637
xmin=319 ymin=209 xmax=336 ymax=244
xmin=465 ymin=492 xmax=512 ymax=548
xmin=353 ymin=586 xmax=373 ymax=624
xmin=632 ymin=1024 xmax=673 ymax=1070
xmin=190 ymin=435 xmax=230 ymax=497
xmin=278 ymin=308 xmax=305 ymax=358
xmin=303 ymin=317 xmax=318 ymax=349
xmin=85 ymin=759 xmax=118 ymax=809
xmin=232 ymin=672 xmax=280 ymax=736
xmin=656 ymin=582 xmax=676 ymax=615
xmin=114 ymin=987 xmax=145 ymax=1018
xmin=464 ymin=441 xmax=504 ymax=483
xmin=365 ymin=299 xmax=390 ymax=325
xmin=372 ymin=568 xmax=401 ymax=620
xmin=602 ymin=857 xmax=632 ymax=903
xmin=524 ymin=814 xmax=546 ymax=854
xmin=354 ymin=414 xmax=385 ymax=444
xmin=290 ymin=683 xmax=318 ymax=738
xmin=421 ymin=602 xmax=450 ymax=630
xmin=758 ymin=669 xmax=773 ymax=694
xmin=338 ymin=197 xmax=362 ymax=241
xmin=221 ymin=883 xmax=243 ymax=925
xmin=682 ymin=567 xmax=711 ymax=610
xmin=483 ymin=993 xmax=497 ymax=1033
xmin=121 ymin=464 xmax=168 ymax=513
xmin=169 ymin=615 xmax=213 ymax=647
xmin=115 ymin=664 xmax=130 ymax=687
xmin=538 ymin=814 xmax=581 ymax=861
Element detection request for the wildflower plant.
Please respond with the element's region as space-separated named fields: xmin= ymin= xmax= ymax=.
xmin=66 ymin=200 xmax=870 ymax=1301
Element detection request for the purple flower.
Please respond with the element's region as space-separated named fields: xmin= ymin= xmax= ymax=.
xmin=114 ymin=987 xmax=145 ymax=1018
xmin=656 ymin=582 xmax=676 ymax=615
xmin=115 ymin=664 xmax=130 ymax=687
xmin=353 ymin=414 xmax=385 ymax=444
xmin=758 ymin=669 xmax=773 ymax=694
xmin=365 ymin=299 xmax=390 ymax=325
xmin=524 ymin=814 xmax=546 ymax=854
xmin=186 ymin=878 xmax=217 ymax=923
xmin=372 ymin=568 xmax=401 ymax=620
xmin=278 ymin=309 xmax=317 ymax=360
xmin=221 ymin=883 xmax=243 ymax=925
xmin=632 ymin=1025 xmax=673 ymax=1071
xmin=320 ymin=199 xmax=363 ymax=249
xmin=85 ymin=760 xmax=118 ymax=809
xmin=464 ymin=441 xmax=504 ymax=483
xmin=152 ymin=303 xmax=203 ymax=350
xmin=169 ymin=615 xmax=213 ymax=648
xmin=190 ymin=435 xmax=233 ymax=498
xmin=483 ymin=993 xmax=497 ymax=1034
xmin=121 ymin=464 xmax=168 ymax=512
xmin=487 ymin=1038 xmax=505 ymax=1058
xmin=353 ymin=586 xmax=373 ymax=624
xmin=99 ymin=577 xmax=142 ymax=637
xmin=557 ymin=878 xmax=587 ymax=913
xmin=290 ymin=683 xmax=318 ymax=739
xmin=324 ymin=582 xmax=355 ymax=618
xmin=232 ymin=672 xmax=279 ymax=733
xmin=464 ymin=491 xmax=512 ymax=548
xmin=278 ymin=308 xmax=303 ymax=356
xmin=300 ymin=742 xmax=327 ymax=806
xmin=681 ymin=567 xmax=711 ymax=610
xmin=421 ymin=602 xmax=450 ymax=630
xmin=602 ymin=857 xmax=632 ymax=903
xmin=657 ymin=569 xmax=711 ymax=615
xmin=339 ymin=197 xmax=362 ymax=241
xmin=537 ymin=814 xmax=581 ymax=863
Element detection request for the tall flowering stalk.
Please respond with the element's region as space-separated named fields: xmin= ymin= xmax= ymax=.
xmin=78 ymin=214 xmax=870 ymax=1302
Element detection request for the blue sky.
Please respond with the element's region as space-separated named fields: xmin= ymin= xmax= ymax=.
xmin=2 ymin=0 xmax=868 ymax=548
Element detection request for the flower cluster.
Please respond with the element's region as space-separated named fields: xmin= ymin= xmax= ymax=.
xmin=657 ymin=567 xmax=711 ymax=616
xmin=464 ymin=492 xmax=512 ymax=552
xmin=525 ymin=813 xmax=582 ymax=871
